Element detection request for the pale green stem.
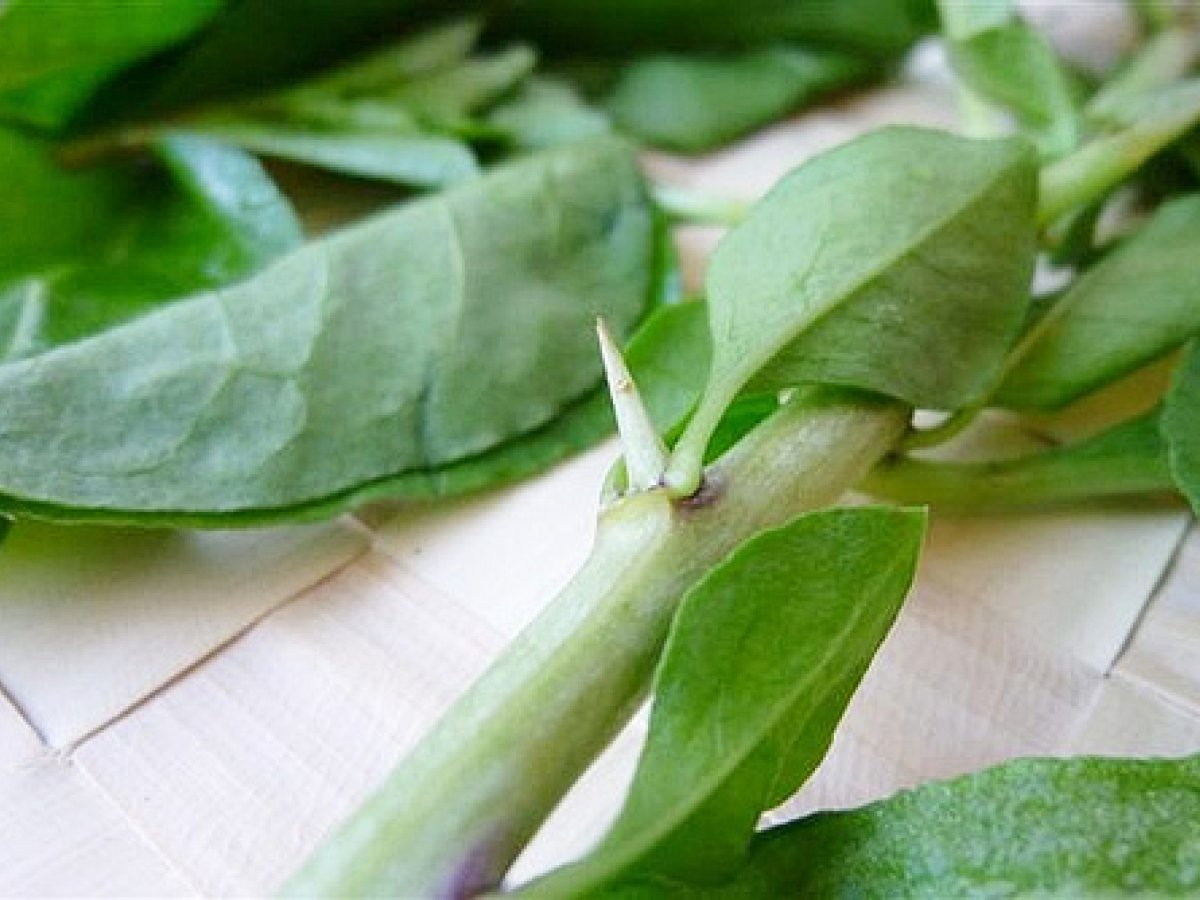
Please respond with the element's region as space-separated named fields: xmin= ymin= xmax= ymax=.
xmin=651 ymin=183 xmax=752 ymax=227
xmin=865 ymin=430 xmax=1175 ymax=509
xmin=1040 ymin=80 xmax=1200 ymax=225
xmin=664 ymin=385 xmax=738 ymax=497
xmin=283 ymin=390 xmax=908 ymax=899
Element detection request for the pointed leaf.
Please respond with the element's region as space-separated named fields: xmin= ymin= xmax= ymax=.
xmin=184 ymin=123 xmax=481 ymax=188
xmin=522 ymin=506 xmax=926 ymax=897
xmin=669 ymin=127 xmax=1037 ymax=490
xmin=998 ymin=195 xmax=1200 ymax=409
xmin=942 ymin=7 xmax=1082 ymax=158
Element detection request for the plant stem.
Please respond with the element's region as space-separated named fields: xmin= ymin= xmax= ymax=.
xmin=650 ymin=183 xmax=752 ymax=227
xmin=1040 ymin=79 xmax=1200 ymax=225
xmin=866 ymin=411 xmax=1176 ymax=509
xmin=282 ymin=390 xmax=908 ymax=899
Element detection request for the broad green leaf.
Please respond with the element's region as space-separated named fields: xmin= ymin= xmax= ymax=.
xmin=487 ymin=77 xmax=612 ymax=151
xmin=0 ymin=267 xmax=686 ymax=529
xmin=0 ymin=131 xmax=302 ymax=361
xmin=607 ymin=47 xmax=874 ymax=153
xmin=607 ymin=754 xmax=1200 ymax=898
xmin=939 ymin=2 xmax=1082 ymax=158
xmin=866 ymin=410 xmax=1175 ymax=508
xmin=184 ymin=123 xmax=480 ymax=188
xmin=521 ymin=506 xmax=926 ymax=897
xmin=1163 ymin=341 xmax=1200 ymax=516
xmin=668 ymin=127 xmax=1038 ymax=491
xmin=238 ymin=295 xmax=697 ymax=525
xmin=0 ymin=0 xmax=222 ymax=128
xmin=998 ymin=195 xmax=1200 ymax=409
xmin=496 ymin=0 xmax=936 ymax=60
xmin=0 ymin=138 xmax=656 ymax=523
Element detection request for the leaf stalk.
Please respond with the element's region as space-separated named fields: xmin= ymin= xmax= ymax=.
xmin=283 ymin=390 xmax=908 ymax=898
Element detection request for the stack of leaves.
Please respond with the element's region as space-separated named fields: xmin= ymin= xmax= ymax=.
xmin=0 ymin=0 xmax=941 ymax=530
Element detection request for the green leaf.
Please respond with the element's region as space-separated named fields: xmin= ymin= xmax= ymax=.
xmin=487 ymin=77 xmax=612 ymax=151
xmin=496 ymin=0 xmax=935 ymax=61
xmin=667 ymin=127 xmax=1038 ymax=493
xmin=0 ymin=128 xmax=129 ymax=277
xmin=170 ymin=30 xmax=539 ymax=186
xmin=609 ymin=754 xmax=1200 ymax=897
xmin=607 ymin=47 xmax=874 ymax=153
xmin=182 ymin=123 xmax=480 ymax=188
xmin=1163 ymin=341 xmax=1200 ymax=516
xmin=0 ymin=138 xmax=657 ymax=524
xmin=998 ymin=195 xmax=1200 ymax=410
xmin=0 ymin=0 xmax=222 ymax=128
xmin=521 ymin=506 xmax=926 ymax=897
xmin=940 ymin=4 xmax=1082 ymax=158
xmin=0 ymin=130 xmax=302 ymax=361
xmin=622 ymin=302 xmax=712 ymax=437
xmin=375 ymin=46 xmax=537 ymax=131
xmin=199 ymin=289 xmax=695 ymax=527
xmin=866 ymin=410 xmax=1176 ymax=508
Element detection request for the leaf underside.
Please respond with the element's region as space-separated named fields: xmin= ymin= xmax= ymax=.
xmin=0 ymin=138 xmax=657 ymax=522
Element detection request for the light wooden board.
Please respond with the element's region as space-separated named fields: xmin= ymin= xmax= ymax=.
xmin=0 ymin=695 xmax=194 ymax=897
xmin=73 ymin=553 xmax=503 ymax=897
xmin=0 ymin=520 xmax=366 ymax=748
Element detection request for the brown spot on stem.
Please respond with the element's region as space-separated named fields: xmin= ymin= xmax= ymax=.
xmin=675 ymin=472 xmax=722 ymax=510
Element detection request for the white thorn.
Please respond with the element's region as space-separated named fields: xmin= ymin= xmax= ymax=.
xmin=596 ymin=318 xmax=669 ymax=493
